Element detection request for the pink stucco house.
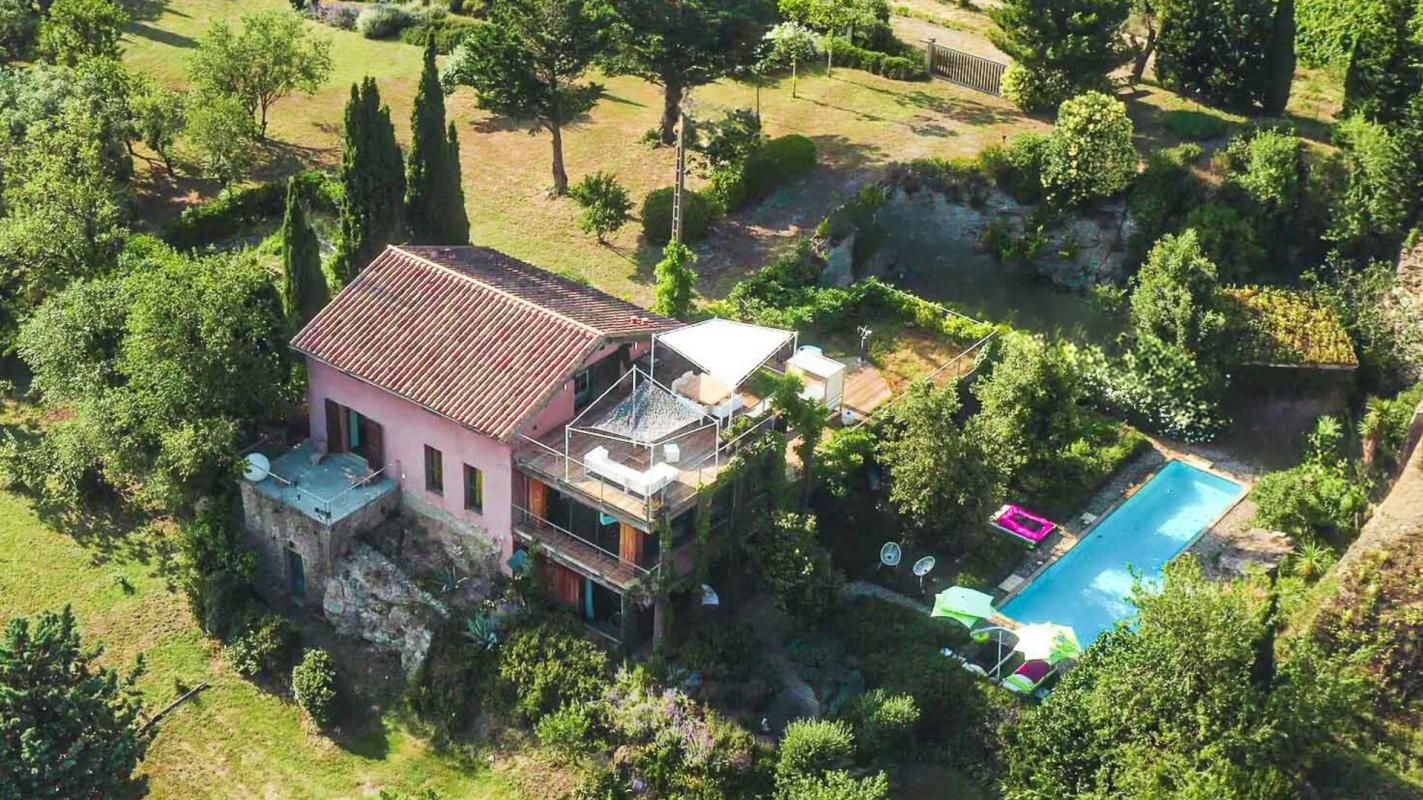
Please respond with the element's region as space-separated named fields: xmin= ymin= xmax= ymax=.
xmin=240 ymin=245 xmax=790 ymax=647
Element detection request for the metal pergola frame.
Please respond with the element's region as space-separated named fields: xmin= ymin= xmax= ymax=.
xmin=562 ymin=367 xmax=723 ymax=479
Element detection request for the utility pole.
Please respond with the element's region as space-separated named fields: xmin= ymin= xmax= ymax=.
xmin=671 ymin=102 xmax=689 ymax=246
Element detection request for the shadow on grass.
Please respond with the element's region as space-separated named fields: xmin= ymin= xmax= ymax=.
xmin=127 ymin=22 xmax=197 ymax=49
xmin=123 ymin=0 xmax=179 ymax=22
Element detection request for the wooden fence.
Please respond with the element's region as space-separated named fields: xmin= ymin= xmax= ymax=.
xmin=924 ymin=40 xmax=1007 ymax=97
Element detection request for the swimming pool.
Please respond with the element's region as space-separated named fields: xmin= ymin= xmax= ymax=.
xmin=1000 ymin=460 xmax=1245 ymax=645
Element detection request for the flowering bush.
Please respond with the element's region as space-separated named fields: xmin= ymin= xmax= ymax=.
xmin=1041 ymin=91 xmax=1138 ymax=207
xmin=601 ymin=668 xmax=762 ymax=797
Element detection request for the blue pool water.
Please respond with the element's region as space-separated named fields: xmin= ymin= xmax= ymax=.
xmin=1000 ymin=460 xmax=1245 ymax=645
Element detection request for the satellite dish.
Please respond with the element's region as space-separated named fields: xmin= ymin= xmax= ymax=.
xmin=913 ymin=556 xmax=937 ymax=592
xmin=700 ymin=584 xmax=720 ymax=606
xmin=879 ymin=542 xmax=902 ymax=569
xmin=243 ymin=453 xmax=271 ymax=482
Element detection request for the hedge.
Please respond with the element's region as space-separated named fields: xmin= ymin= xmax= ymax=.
xmin=162 ymin=171 xmax=340 ymax=251
xmin=640 ymin=186 xmax=712 ymax=245
xmin=827 ymin=38 xmax=928 ymax=81
xmin=398 ymin=17 xmax=476 ymax=53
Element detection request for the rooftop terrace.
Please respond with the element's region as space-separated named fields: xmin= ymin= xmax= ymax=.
xmin=245 ymin=440 xmax=398 ymax=525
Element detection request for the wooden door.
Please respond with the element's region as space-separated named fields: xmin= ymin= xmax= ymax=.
xmin=325 ymin=399 xmax=345 ymax=454
xmin=619 ymin=523 xmax=644 ymax=565
xmin=360 ymin=416 xmax=384 ymax=470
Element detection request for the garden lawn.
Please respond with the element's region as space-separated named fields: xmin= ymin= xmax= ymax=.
xmin=0 ymin=491 xmax=519 ymax=800
xmin=123 ymin=0 xmax=1042 ymax=306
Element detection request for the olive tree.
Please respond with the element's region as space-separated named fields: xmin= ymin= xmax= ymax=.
xmin=189 ymin=10 xmax=334 ymax=138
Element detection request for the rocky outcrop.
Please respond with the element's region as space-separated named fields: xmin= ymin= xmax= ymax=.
xmin=322 ymin=542 xmax=449 ymax=675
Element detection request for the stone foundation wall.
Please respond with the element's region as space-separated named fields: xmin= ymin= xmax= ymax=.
xmin=238 ymin=480 xmax=399 ymax=608
xmin=322 ymin=541 xmax=448 ymax=675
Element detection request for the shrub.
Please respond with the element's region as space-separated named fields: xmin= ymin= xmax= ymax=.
xmin=356 ymin=3 xmax=413 ymax=38
xmin=224 ymin=615 xmax=300 ymax=678
xmin=1155 ymin=0 xmax=1276 ymax=108
xmin=851 ymin=689 xmax=919 ymax=762
xmin=826 ymin=38 xmax=927 ymax=80
xmin=743 ymin=134 xmax=817 ymax=198
xmin=162 ymin=170 xmax=340 ymax=250
xmin=1001 ymin=62 xmax=1075 ymax=113
xmin=405 ymin=617 xmax=500 ymax=736
xmin=1226 ymin=128 xmax=1304 ymax=212
xmin=777 ymin=719 xmax=856 ymax=782
xmin=1297 ymin=0 xmax=1365 ymax=67
xmin=779 ymin=770 xmax=891 ymax=800
xmin=1161 ymin=109 xmax=1230 ymax=141
xmin=1041 ymin=91 xmax=1138 ymax=207
xmin=498 ymin=618 xmax=609 ymax=721
xmin=292 ymin=648 xmax=339 ymax=726
xmin=980 ymin=132 xmax=1049 ymax=204
xmin=398 ymin=18 xmax=473 ymax=53
xmin=570 ymin=172 xmax=633 ymax=242
xmin=707 ymin=166 xmax=751 ymax=213
xmin=1183 ymin=202 xmax=1265 ymax=281
xmin=640 ymin=186 xmax=712 ymax=245
xmin=1128 ymin=143 xmax=1204 ymax=245
xmin=536 ymin=703 xmax=600 ymax=761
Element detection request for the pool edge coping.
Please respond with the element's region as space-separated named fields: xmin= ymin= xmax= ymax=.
xmin=994 ymin=456 xmax=1251 ymax=615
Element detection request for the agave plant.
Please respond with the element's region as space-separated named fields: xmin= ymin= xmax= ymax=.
xmin=463 ymin=612 xmax=501 ymax=650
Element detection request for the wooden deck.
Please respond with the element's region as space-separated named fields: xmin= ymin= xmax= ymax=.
xmin=517 ymin=423 xmax=734 ymax=525
xmin=842 ymin=358 xmax=894 ymax=420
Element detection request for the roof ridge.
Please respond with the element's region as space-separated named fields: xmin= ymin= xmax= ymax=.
xmin=391 ymin=245 xmax=605 ymax=337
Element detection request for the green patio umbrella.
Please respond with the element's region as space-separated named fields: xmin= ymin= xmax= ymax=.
xmin=1012 ymin=622 xmax=1082 ymax=664
xmin=930 ymin=586 xmax=996 ymax=629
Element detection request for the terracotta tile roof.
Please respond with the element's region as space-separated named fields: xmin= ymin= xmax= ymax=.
xmin=291 ymin=245 xmax=678 ymax=441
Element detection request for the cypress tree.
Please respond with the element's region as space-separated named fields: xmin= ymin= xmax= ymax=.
xmin=331 ymin=78 xmax=405 ymax=286
xmin=406 ymin=37 xmax=470 ymax=245
xmin=281 ymin=177 xmax=328 ymax=327
xmin=1263 ymin=0 xmax=1296 ymax=115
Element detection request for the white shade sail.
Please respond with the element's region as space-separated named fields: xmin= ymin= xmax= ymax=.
xmin=656 ymin=318 xmax=795 ymax=389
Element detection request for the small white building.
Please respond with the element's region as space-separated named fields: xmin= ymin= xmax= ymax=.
xmin=787 ymin=346 xmax=846 ymax=411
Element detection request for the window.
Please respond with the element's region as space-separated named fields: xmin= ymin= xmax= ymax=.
xmin=573 ymin=369 xmax=593 ymax=410
xmin=464 ymin=464 xmax=484 ymax=513
xmin=424 ymin=445 xmax=443 ymax=495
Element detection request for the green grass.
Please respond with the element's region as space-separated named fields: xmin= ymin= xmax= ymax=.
xmin=0 ymin=491 xmax=519 ymax=800
xmin=122 ymin=0 xmax=1044 ymax=306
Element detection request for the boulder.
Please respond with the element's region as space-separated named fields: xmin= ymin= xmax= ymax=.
xmin=322 ymin=542 xmax=448 ymax=676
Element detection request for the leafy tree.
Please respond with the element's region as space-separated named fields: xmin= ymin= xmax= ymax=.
xmin=189 ymin=10 xmax=334 ymax=138
xmin=1002 ymin=559 xmax=1366 ymax=800
xmin=1155 ymin=0 xmax=1276 ymax=108
xmin=1084 ymin=333 xmax=1229 ymax=442
xmin=778 ymin=771 xmax=891 ymax=800
xmin=606 ymin=0 xmax=774 ymax=145
xmin=988 ymin=0 xmax=1132 ymax=102
xmin=280 ymin=176 xmax=328 ymax=327
xmin=1327 ymin=115 xmax=1418 ymax=253
xmin=1341 ymin=0 xmax=1423 ymax=124
xmin=0 ymin=60 xmax=135 ymax=181
xmin=878 ymin=379 xmax=1006 ymax=548
xmin=652 ymin=241 xmax=696 ymax=318
xmin=331 ymin=78 xmax=405 ymax=286
xmin=16 ymin=239 xmax=291 ymax=511
xmin=130 ymin=74 xmax=185 ymax=176
xmin=0 ymin=106 xmax=126 ymax=322
xmin=1182 ymin=202 xmax=1266 ymax=282
xmin=777 ymin=0 xmax=886 ymax=50
xmin=37 ymin=0 xmax=127 ymax=66
xmin=569 ymin=171 xmax=632 ymax=242
xmin=751 ymin=512 xmax=843 ymax=624
xmin=406 ymin=37 xmax=469 ymax=245
xmin=769 ymin=370 xmax=826 ymax=507
xmin=1130 ymin=230 xmax=1226 ymax=354
xmin=183 ymin=91 xmax=260 ymax=188
xmin=972 ymin=332 xmax=1086 ymax=483
xmin=443 ymin=0 xmax=610 ymax=195
xmin=1041 ymin=91 xmax=1137 ymax=206
xmin=0 ymin=607 xmax=147 ymax=800
xmin=759 ymin=21 xmax=819 ymax=98
xmin=0 ymin=0 xmax=39 ymax=61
